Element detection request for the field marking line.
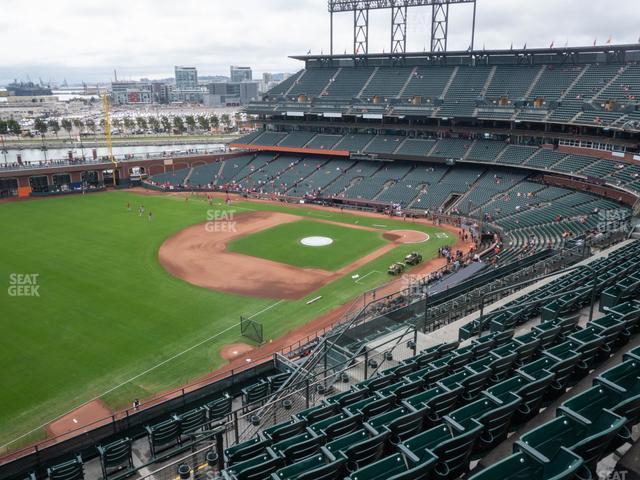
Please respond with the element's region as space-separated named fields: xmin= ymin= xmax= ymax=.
xmin=0 ymin=322 xmax=241 ymax=450
xmin=247 ymin=300 xmax=284 ymax=319
xmin=356 ymin=271 xmax=383 ymax=283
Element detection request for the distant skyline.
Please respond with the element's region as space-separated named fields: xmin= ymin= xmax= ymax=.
xmin=2 ymin=0 xmax=639 ymax=85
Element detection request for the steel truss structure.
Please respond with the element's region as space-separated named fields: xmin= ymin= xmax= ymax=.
xmin=328 ymin=0 xmax=477 ymax=55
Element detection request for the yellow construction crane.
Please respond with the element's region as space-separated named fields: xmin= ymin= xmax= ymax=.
xmin=102 ymin=93 xmax=117 ymax=186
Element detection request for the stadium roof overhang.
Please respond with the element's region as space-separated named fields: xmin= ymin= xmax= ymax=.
xmin=290 ymin=43 xmax=640 ymax=63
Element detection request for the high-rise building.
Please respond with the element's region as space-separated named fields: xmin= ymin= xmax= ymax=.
xmin=230 ymin=66 xmax=252 ymax=82
xmin=175 ymin=66 xmax=198 ymax=90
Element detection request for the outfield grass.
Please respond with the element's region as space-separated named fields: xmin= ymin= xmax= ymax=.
xmin=0 ymin=191 xmax=453 ymax=451
xmin=227 ymin=219 xmax=387 ymax=270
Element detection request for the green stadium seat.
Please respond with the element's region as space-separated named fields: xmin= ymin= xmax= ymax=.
xmin=308 ymin=413 xmax=363 ymax=440
xmin=606 ymin=300 xmax=640 ymax=329
xmin=327 ymin=388 xmax=370 ymax=407
xmin=530 ymin=347 xmax=581 ymax=399
xmin=600 ymin=275 xmax=640 ymax=310
xmin=359 ymin=373 xmax=398 ymax=394
xmin=321 ymin=430 xmax=369 ymax=461
xmin=553 ymin=315 xmax=580 ymax=341
xmin=288 ymin=456 xmax=347 ymax=480
xmin=344 ymin=394 xmax=396 ymax=418
xmin=589 ymin=315 xmax=627 ymax=354
xmin=338 ymin=432 xmax=389 ymax=472
xmin=567 ymin=329 xmax=606 ymax=374
xmin=403 ymin=385 xmax=464 ymax=426
xmin=623 ymin=346 xmax=640 ymax=362
xmin=471 ymin=335 xmax=496 ymax=359
xmin=365 ymin=406 xmax=426 ymax=445
xmin=47 ymin=455 xmax=84 ymax=480
xmin=296 ymin=403 xmax=340 ymax=425
xmin=467 ymin=448 xmax=583 ymax=480
xmin=224 ymin=453 xmax=284 ymax=480
xmin=485 ymin=372 xmax=553 ymax=424
xmin=225 ymin=437 xmax=271 ymax=465
xmin=179 ymin=406 xmax=208 ymax=436
xmin=383 ymin=379 xmax=423 ymax=400
xmin=271 ymin=432 xmax=325 ymax=464
xmin=346 ymin=451 xmax=437 ymax=480
xmin=448 ymin=346 xmax=476 ymax=371
xmin=595 ymin=359 xmax=640 ymax=394
xmin=272 ymin=454 xmax=345 ymax=480
xmin=97 ymin=438 xmax=133 ymax=479
xmin=512 ymin=332 xmax=542 ymax=366
xmin=516 ymin=410 xmax=625 ymax=475
xmin=145 ymin=417 xmax=181 ymax=458
xmin=242 ymin=381 xmax=270 ymax=408
xmin=532 ymin=321 xmax=562 ymax=350
xmin=205 ymin=394 xmax=232 ymax=423
xmin=447 ymin=394 xmax=520 ymax=451
xmin=262 ymin=419 xmax=308 ymax=443
xmin=487 ymin=349 xmax=518 ymax=383
xmin=399 ymin=420 xmax=483 ymax=480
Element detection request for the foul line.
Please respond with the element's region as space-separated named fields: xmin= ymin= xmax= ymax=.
xmin=247 ymin=300 xmax=284 ymax=319
xmin=0 ymin=322 xmax=240 ymax=450
xmin=356 ymin=271 xmax=383 ymax=283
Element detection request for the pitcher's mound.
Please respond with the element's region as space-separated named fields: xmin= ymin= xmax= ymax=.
xmin=220 ymin=343 xmax=254 ymax=361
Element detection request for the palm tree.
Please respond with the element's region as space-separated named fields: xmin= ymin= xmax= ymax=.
xmin=185 ymin=115 xmax=196 ymax=132
xmin=34 ymin=118 xmax=48 ymax=136
xmin=197 ymin=115 xmax=210 ymax=131
xmin=110 ymin=118 xmax=121 ymax=133
xmin=136 ymin=116 xmax=148 ymax=131
xmin=210 ymin=114 xmax=220 ymax=131
xmin=47 ymin=119 xmax=60 ymax=138
xmin=123 ymin=117 xmax=135 ymax=134
xmin=85 ymin=119 xmax=96 ymax=137
xmin=173 ymin=116 xmax=185 ymax=134
xmin=148 ymin=117 xmax=161 ymax=133
xmin=7 ymin=119 xmax=21 ymax=136
xmin=160 ymin=116 xmax=171 ymax=133
xmin=220 ymin=114 xmax=231 ymax=131
xmin=61 ymin=119 xmax=73 ymax=139
xmin=72 ymin=118 xmax=84 ymax=134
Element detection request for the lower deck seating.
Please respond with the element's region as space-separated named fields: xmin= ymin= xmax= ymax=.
xmin=219 ymin=241 xmax=640 ymax=480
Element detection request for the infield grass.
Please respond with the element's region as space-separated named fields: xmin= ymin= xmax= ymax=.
xmin=227 ymin=219 xmax=387 ymax=270
xmin=0 ymin=191 xmax=453 ymax=451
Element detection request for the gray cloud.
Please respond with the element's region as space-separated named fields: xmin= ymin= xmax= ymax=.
xmin=2 ymin=0 xmax=638 ymax=84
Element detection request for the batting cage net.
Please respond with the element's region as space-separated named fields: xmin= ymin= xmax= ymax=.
xmin=240 ymin=316 xmax=264 ymax=344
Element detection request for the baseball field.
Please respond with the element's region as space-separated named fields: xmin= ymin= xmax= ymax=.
xmin=0 ymin=190 xmax=459 ymax=451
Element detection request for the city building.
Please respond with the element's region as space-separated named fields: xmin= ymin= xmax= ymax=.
xmin=204 ymin=81 xmax=259 ymax=106
xmin=111 ymin=81 xmax=153 ymax=105
xmin=151 ymin=82 xmax=170 ymax=104
xmin=230 ymin=66 xmax=252 ymax=82
xmin=174 ymin=66 xmax=198 ymax=90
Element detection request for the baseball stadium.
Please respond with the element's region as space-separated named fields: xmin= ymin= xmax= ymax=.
xmin=2 ymin=1 xmax=640 ymax=480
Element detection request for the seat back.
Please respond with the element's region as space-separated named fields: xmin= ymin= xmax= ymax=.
xmin=343 ymin=432 xmax=389 ymax=470
xmin=431 ymin=421 xmax=483 ymax=480
xmin=426 ymin=386 xmax=464 ymax=424
xmin=386 ymin=408 xmax=427 ymax=443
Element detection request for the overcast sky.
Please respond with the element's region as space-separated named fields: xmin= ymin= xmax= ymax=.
xmin=1 ymin=0 xmax=639 ymax=85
